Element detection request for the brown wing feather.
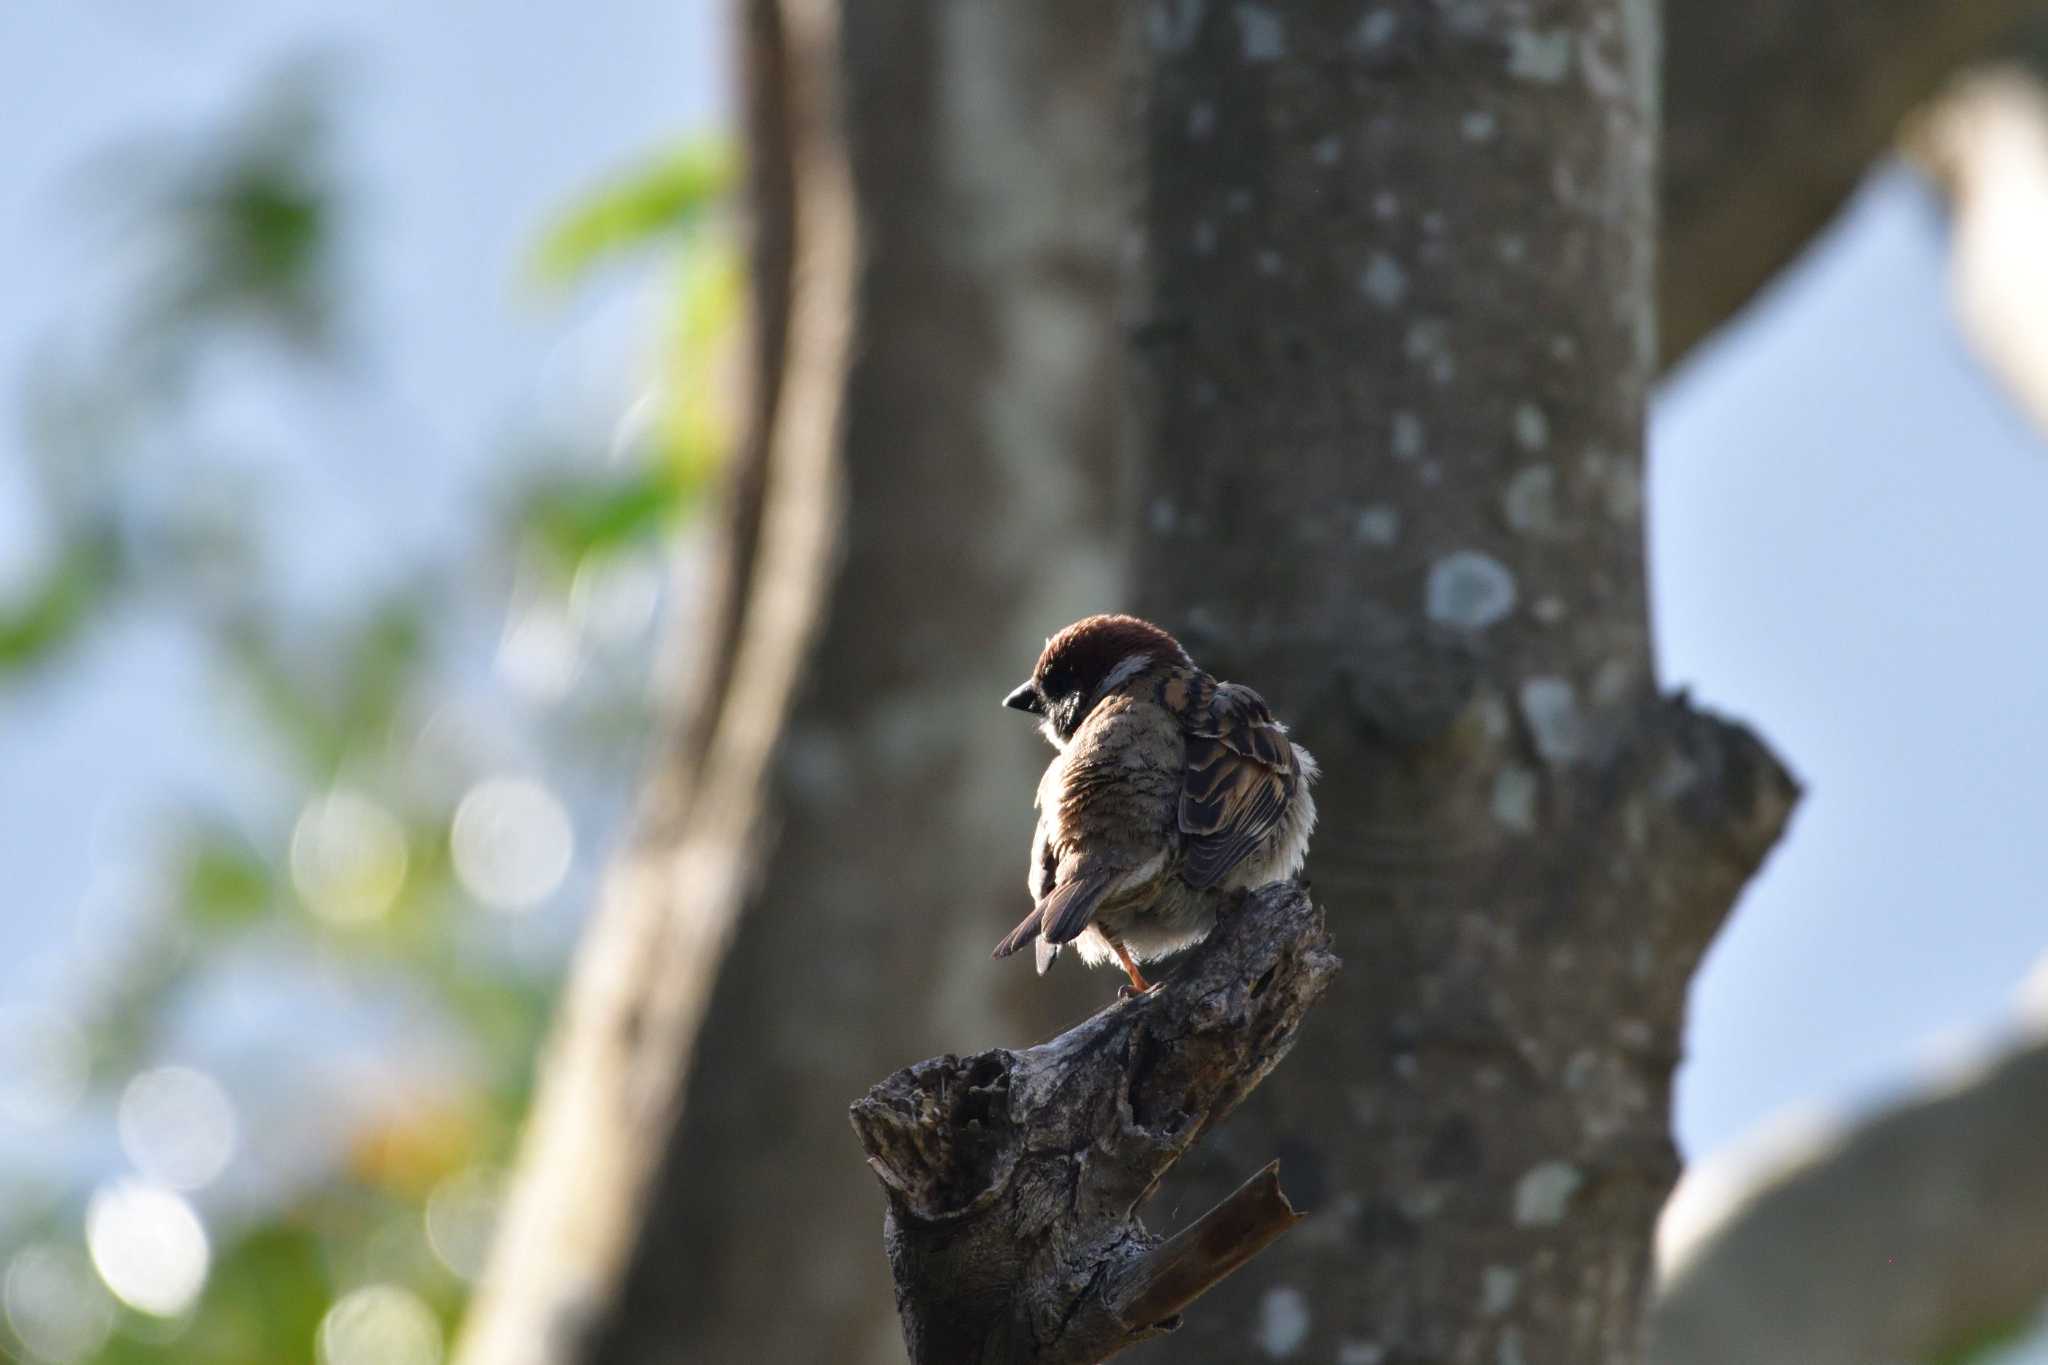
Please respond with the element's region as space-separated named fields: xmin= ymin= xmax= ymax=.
xmin=1178 ymin=682 xmax=1297 ymax=889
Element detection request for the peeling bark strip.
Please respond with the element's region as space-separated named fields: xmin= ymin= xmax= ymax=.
xmin=852 ymin=885 xmax=1338 ymax=1364
xmin=1120 ymin=2 xmax=1794 ymax=1360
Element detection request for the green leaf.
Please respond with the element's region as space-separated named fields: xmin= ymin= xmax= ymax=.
xmin=517 ymin=468 xmax=690 ymax=569
xmin=1926 ymin=1310 xmax=2042 ymax=1365
xmin=0 ymin=531 xmax=121 ymax=674
xmin=654 ymin=239 xmax=741 ymax=486
xmin=180 ymin=826 xmax=275 ymax=928
xmin=151 ymin=1221 xmax=332 ymax=1364
xmin=531 ymin=140 xmax=733 ymax=285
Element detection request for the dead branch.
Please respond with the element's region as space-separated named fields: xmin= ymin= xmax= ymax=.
xmin=849 ymin=883 xmax=1338 ymax=1365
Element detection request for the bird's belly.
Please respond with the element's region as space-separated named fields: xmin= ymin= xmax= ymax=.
xmin=1080 ymin=879 xmax=1219 ymax=965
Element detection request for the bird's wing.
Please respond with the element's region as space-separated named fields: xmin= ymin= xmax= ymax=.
xmin=1178 ymin=681 xmax=1298 ymax=889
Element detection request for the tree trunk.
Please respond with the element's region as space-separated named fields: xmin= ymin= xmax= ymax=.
xmin=1117 ymin=4 xmax=1792 ymax=1361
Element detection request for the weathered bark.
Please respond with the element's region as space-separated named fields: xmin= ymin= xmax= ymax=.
xmin=1118 ymin=4 xmax=1794 ymax=1361
xmin=852 ymin=884 xmax=1337 ymax=1364
xmin=1652 ymin=1028 xmax=2048 ymax=1364
xmin=1662 ymin=0 xmax=2040 ymax=365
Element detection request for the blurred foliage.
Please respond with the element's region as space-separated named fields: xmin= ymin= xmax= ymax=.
xmin=517 ymin=139 xmax=739 ymax=577
xmin=1926 ymin=1310 xmax=2045 ymax=1365
xmin=0 ymin=532 xmax=121 ymax=673
xmin=529 ymin=140 xmax=732 ymax=286
xmin=0 ymin=58 xmax=731 ymax=1365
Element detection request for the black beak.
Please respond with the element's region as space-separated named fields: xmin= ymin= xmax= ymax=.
xmin=1003 ymin=681 xmax=1042 ymax=714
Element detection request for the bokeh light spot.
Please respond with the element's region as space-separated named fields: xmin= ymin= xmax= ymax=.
xmin=118 ymin=1066 xmax=239 ymax=1192
xmin=424 ymin=1166 xmax=502 ymax=1282
xmin=290 ymin=789 xmax=409 ymax=925
xmin=495 ymin=605 xmax=582 ymax=702
xmin=318 ymin=1283 xmax=442 ymax=1365
xmin=568 ymin=549 xmax=661 ymax=645
xmin=5 ymin=1244 xmax=115 ymax=1364
xmin=0 ymin=1010 xmax=90 ymax=1130
xmin=85 ymin=1180 xmax=210 ymax=1317
xmin=450 ymin=777 xmax=572 ymax=912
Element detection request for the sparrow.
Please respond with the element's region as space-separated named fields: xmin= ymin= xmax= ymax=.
xmin=992 ymin=613 xmax=1318 ymax=994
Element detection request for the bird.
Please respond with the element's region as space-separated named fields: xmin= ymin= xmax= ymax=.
xmin=991 ymin=613 xmax=1318 ymax=995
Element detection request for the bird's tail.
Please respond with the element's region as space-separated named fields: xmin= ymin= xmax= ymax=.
xmin=991 ymin=907 xmax=1042 ymax=961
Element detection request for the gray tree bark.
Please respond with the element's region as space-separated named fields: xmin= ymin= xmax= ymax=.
xmin=1117 ymin=4 xmax=1792 ymax=1360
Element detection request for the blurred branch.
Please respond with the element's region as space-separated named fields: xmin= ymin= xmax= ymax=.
xmin=452 ymin=0 xmax=852 ymax=1358
xmin=1664 ymin=0 xmax=2040 ymax=366
xmin=1901 ymin=65 xmax=2048 ymax=439
xmin=849 ymin=885 xmax=1336 ymax=1365
xmin=1651 ymin=1028 xmax=2048 ymax=1365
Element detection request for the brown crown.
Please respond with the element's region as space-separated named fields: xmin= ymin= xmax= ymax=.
xmin=1032 ymin=613 xmax=1190 ymax=698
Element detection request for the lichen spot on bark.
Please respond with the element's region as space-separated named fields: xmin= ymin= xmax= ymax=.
xmin=1513 ymin=1161 xmax=1583 ymax=1225
xmin=1234 ymin=3 xmax=1285 ymax=61
xmin=1506 ymin=27 xmax=1573 ymax=83
xmin=1518 ymin=676 xmax=1586 ymax=764
xmin=1354 ymin=504 xmax=1400 ymax=546
xmin=1351 ymin=9 xmax=1396 ymax=51
xmin=1481 ymin=1265 xmax=1521 ymax=1315
xmin=1147 ymin=0 xmax=1206 ymax=52
xmin=1391 ymin=410 xmax=1424 ymax=461
xmin=1491 ymin=765 xmax=1538 ymax=834
xmin=1502 ymin=464 xmax=1560 ymax=536
xmin=1404 ymin=319 xmax=1455 ymax=385
xmin=1359 ymin=253 xmax=1407 ymax=309
xmin=1258 ymin=1285 xmax=1310 ymax=1357
xmin=1426 ymin=551 xmax=1517 ymax=631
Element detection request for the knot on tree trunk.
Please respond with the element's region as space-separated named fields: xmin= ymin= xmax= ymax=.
xmin=849 ymin=882 xmax=1338 ymax=1364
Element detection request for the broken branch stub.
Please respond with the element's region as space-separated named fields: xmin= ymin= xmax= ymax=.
xmin=849 ymin=882 xmax=1338 ymax=1364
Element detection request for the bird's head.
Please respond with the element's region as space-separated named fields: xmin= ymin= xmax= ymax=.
xmin=1003 ymin=613 xmax=1191 ymax=749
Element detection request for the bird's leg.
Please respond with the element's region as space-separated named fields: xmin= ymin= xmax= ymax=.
xmin=1111 ymin=940 xmax=1153 ymax=996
